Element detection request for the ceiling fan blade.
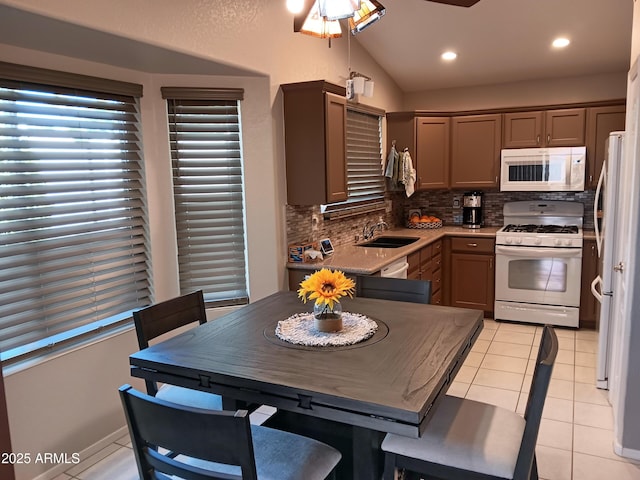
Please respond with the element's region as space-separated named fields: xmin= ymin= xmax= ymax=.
xmin=426 ymin=0 xmax=481 ymax=7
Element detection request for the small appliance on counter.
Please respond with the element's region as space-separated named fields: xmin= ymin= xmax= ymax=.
xmin=462 ymin=191 xmax=483 ymax=228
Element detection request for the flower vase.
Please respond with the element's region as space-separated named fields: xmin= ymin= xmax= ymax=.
xmin=313 ymin=302 xmax=343 ymax=333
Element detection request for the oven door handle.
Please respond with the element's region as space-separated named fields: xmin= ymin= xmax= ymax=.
xmin=495 ymin=245 xmax=582 ymax=258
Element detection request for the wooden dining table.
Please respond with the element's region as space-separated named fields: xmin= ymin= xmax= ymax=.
xmin=129 ymin=291 xmax=483 ymax=479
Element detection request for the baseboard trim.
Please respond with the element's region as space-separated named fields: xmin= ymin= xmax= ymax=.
xmin=32 ymin=426 xmax=129 ymax=480
xmin=613 ymin=439 xmax=640 ymax=461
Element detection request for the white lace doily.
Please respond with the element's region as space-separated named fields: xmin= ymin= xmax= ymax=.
xmin=275 ymin=312 xmax=378 ymax=347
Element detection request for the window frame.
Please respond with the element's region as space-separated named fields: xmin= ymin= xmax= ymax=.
xmin=322 ymin=102 xmax=386 ymax=218
xmin=161 ymin=87 xmax=249 ymax=307
xmin=0 ymin=62 xmax=147 ymax=364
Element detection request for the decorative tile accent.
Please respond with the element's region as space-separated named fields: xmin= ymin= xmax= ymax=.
xmin=286 ymin=189 xmax=595 ymax=247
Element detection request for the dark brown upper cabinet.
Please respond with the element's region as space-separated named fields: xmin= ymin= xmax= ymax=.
xmin=387 ymin=113 xmax=450 ymax=191
xmin=415 ymin=117 xmax=450 ymax=190
xmin=451 ymin=114 xmax=502 ymax=189
xmin=282 ymin=81 xmax=347 ymax=205
xmin=503 ymin=108 xmax=586 ymax=148
xmin=585 ymin=105 xmax=626 ymax=189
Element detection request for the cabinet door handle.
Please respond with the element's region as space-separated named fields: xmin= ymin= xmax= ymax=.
xmin=536 ymin=134 xmax=541 ymax=145
xmin=547 ymin=133 xmax=551 ymax=144
xmin=467 ymin=243 xmax=478 ymax=247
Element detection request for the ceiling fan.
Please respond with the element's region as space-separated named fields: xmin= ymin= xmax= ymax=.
xmin=425 ymin=0 xmax=481 ymax=6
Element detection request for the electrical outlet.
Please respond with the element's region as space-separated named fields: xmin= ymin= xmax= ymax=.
xmin=453 ymin=197 xmax=461 ymax=208
xmin=311 ymin=213 xmax=319 ymax=231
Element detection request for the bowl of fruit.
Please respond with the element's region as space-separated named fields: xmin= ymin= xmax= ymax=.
xmin=407 ymin=212 xmax=443 ymax=229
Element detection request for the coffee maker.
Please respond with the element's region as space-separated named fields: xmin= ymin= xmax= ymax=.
xmin=462 ymin=191 xmax=483 ymax=228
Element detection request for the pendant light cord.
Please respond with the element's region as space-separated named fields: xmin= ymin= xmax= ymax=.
xmin=347 ymin=26 xmax=351 ymax=78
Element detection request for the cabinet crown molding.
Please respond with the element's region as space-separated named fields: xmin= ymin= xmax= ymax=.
xmin=387 ymin=98 xmax=626 ymax=119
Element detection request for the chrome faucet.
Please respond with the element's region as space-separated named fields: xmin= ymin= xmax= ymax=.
xmin=362 ymin=220 xmax=388 ymax=240
xmin=362 ymin=221 xmax=375 ymax=240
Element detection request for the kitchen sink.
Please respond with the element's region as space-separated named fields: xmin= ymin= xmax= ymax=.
xmin=357 ymin=236 xmax=419 ymax=248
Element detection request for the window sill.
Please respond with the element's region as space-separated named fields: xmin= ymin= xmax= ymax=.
xmin=322 ymin=201 xmax=386 ymax=220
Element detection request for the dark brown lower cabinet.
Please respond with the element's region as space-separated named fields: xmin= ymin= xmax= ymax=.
xmin=580 ymin=239 xmax=599 ymax=329
xmin=407 ymin=240 xmax=443 ymax=305
xmin=449 ymin=237 xmax=495 ymax=315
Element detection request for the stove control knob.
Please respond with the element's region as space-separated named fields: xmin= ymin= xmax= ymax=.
xmin=534 ymin=238 xmax=542 ymax=245
xmin=516 ymin=238 xmax=522 ymax=245
xmin=506 ymin=237 xmax=513 ymax=244
xmin=565 ymin=239 xmax=572 ymax=246
xmin=554 ymin=239 xmax=562 ymax=246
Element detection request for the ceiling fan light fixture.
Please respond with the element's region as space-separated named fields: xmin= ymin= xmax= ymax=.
xmin=348 ymin=0 xmax=386 ymax=35
xmin=318 ymin=0 xmax=361 ymax=20
xmin=425 ymin=0 xmax=481 ymax=7
xmin=299 ymin=2 xmax=343 ymax=38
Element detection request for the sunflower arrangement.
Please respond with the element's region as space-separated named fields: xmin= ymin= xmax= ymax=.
xmin=297 ymin=268 xmax=356 ymax=310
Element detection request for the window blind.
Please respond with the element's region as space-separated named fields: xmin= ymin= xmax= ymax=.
xmin=164 ymin=91 xmax=248 ymax=305
xmin=0 ymin=78 xmax=149 ymax=358
xmin=323 ymin=107 xmax=384 ymax=214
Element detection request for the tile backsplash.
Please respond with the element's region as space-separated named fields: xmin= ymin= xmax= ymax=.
xmin=286 ymin=189 xmax=596 ymax=247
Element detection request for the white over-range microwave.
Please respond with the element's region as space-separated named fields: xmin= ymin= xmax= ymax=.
xmin=500 ymin=146 xmax=586 ymax=192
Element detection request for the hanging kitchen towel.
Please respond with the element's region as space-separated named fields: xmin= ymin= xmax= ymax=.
xmin=384 ymin=143 xmax=398 ymax=178
xmin=401 ymin=149 xmax=416 ymax=197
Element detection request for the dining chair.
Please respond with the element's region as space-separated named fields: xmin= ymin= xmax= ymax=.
xmin=355 ymin=275 xmax=432 ymax=304
xmin=381 ymin=324 xmax=558 ymax=480
xmin=119 ymin=384 xmax=342 ymax=480
xmin=132 ymin=290 xmax=223 ymax=411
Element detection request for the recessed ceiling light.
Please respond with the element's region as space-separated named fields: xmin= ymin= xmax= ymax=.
xmin=442 ymin=51 xmax=457 ymax=61
xmin=552 ymin=37 xmax=570 ymax=48
xmin=286 ymin=0 xmax=305 ymax=14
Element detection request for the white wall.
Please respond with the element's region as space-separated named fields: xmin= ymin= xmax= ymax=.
xmin=632 ymin=0 xmax=640 ymax=61
xmin=404 ymin=71 xmax=628 ymax=111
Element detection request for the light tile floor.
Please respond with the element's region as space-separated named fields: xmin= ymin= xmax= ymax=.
xmin=59 ymin=320 xmax=640 ymax=480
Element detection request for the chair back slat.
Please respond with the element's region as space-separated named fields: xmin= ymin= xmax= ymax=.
xmin=120 ymin=385 xmax=257 ymax=480
xmin=133 ymin=290 xmax=207 ymax=349
xmin=133 ymin=291 xmax=208 ymax=396
xmin=513 ymin=325 xmax=558 ymax=479
xmin=356 ymin=276 xmax=432 ymax=304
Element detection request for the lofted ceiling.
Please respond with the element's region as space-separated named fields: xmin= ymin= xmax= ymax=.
xmin=0 ymin=4 xmax=262 ymax=77
xmin=354 ymin=0 xmax=634 ymax=92
xmin=0 ymin=1 xmax=634 ymax=94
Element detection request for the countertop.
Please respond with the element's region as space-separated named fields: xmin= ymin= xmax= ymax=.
xmin=287 ymin=226 xmax=501 ymax=275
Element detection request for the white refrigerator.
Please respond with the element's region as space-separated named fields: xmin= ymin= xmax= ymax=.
xmin=591 ymin=131 xmax=625 ymax=390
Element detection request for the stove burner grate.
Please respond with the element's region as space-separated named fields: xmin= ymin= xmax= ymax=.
xmin=502 ymin=224 xmax=579 ymax=234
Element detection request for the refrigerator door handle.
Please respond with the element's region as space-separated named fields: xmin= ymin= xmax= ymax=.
xmin=594 ymin=160 xmax=606 ymax=257
xmin=591 ymin=275 xmax=603 ymax=303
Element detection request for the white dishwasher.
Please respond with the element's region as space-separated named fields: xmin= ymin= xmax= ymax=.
xmin=380 ymin=256 xmax=409 ymax=279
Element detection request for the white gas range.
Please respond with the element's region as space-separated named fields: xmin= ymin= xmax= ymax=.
xmin=494 ymin=201 xmax=584 ymax=327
